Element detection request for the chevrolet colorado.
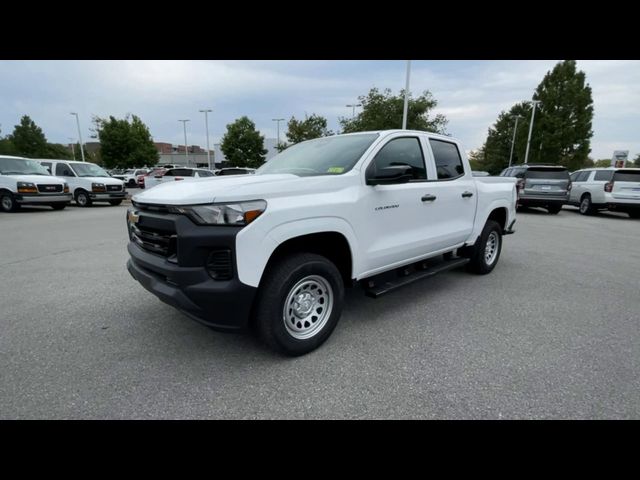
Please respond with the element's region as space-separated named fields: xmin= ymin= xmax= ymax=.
xmin=126 ymin=130 xmax=517 ymax=355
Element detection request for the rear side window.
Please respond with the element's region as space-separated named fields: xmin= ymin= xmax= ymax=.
xmin=371 ymin=137 xmax=426 ymax=180
xmin=570 ymin=171 xmax=580 ymax=182
xmin=512 ymin=168 xmax=526 ymax=178
xmin=525 ymin=168 xmax=569 ymax=179
xmin=165 ymin=168 xmax=193 ymax=177
xmin=197 ymin=170 xmax=214 ymax=177
xmin=429 ymin=139 xmax=464 ymax=180
xmin=594 ymin=171 xmax=614 ymax=181
xmin=502 ymin=168 xmax=512 ymax=177
xmin=55 ymin=163 xmax=74 ymax=176
xmin=614 ymin=170 xmax=640 ymax=182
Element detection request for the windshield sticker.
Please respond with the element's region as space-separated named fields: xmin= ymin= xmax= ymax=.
xmin=327 ymin=167 xmax=344 ymax=174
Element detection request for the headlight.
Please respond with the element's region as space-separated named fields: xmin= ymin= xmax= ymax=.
xmin=92 ymin=182 xmax=106 ymax=192
xmin=170 ymin=200 xmax=267 ymax=226
xmin=17 ymin=182 xmax=37 ymax=193
xmin=63 ymin=183 xmax=69 ymax=193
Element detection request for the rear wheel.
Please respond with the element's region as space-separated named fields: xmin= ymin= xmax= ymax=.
xmin=75 ymin=190 xmax=92 ymax=207
xmin=253 ymin=253 xmax=344 ymax=356
xmin=0 ymin=192 xmax=20 ymax=212
xmin=50 ymin=202 xmax=67 ymax=210
xmin=547 ymin=205 xmax=562 ymax=214
xmin=466 ymin=220 xmax=502 ymax=275
xmin=127 ymin=179 xmax=137 ymax=187
xmin=109 ymin=200 xmax=123 ymax=206
xmin=579 ymin=195 xmax=594 ymax=215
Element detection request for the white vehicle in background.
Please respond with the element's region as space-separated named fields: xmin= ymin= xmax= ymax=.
xmin=144 ymin=167 xmax=216 ymax=190
xmin=36 ymin=159 xmax=126 ymax=207
xmin=569 ymin=167 xmax=640 ymax=218
xmin=0 ymin=155 xmax=72 ymax=212
xmin=112 ymin=168 xmax=149 ymax=187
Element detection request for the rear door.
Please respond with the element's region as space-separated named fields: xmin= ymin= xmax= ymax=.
xmin=524 ymin=167 xmax=570 ymax=198
xmin=611 ymin=170 xmax=640 ymax=201
xmin=570 ymin=170 xmax=591 ymax=203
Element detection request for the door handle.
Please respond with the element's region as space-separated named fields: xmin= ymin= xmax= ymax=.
xmin=462 ymin=191 xmax=474 ymax=198
xmin=421 ymin=194 xmax=437 ymax=202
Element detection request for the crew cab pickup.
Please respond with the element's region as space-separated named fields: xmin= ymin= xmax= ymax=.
xmin=1 ymin=155 xmax=72 ymax=212
xmin=126 ymin=130 xmax=517 ymax=355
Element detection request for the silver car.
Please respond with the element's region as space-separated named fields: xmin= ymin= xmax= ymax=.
xmin=499 ymin=164 xmax=571 ymax=214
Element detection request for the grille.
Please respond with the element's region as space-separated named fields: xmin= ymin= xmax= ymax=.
xmin=131 ymin=224 xmax=176 ymax=257
xmin=206 ymin=250 xmax=233 ymax=280
xmin=107 ymin=184 xmax=122 ymax=192
xmin=37 ymin=184 xmax=63 ymax=193
xmin=132 ymin=201 xmax=170 ymax=214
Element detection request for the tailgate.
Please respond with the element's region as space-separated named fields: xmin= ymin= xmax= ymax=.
xmin=524 ymin=168 xmax=570 ymax=195
xmin=612 ymin=170 xmax=640 ymax=201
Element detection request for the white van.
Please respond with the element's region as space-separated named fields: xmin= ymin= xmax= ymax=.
xmin=36 ymin=159 xmax=126 ymax=207
xmin=0 ymin=155 xmax=72 ymax=212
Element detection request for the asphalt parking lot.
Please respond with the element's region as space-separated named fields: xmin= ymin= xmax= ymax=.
xmin=1 ymin=202 xmax=638 ymax=419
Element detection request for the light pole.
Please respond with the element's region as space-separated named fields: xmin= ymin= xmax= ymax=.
xmin=68 ymin=137 xmax=76 ymax=161
xmin=199 ymin=109 xmax=212 ymax=169
xmin=178 ymin=119 xmax=190 ymax=163
xmin=345 ymin=104 xmax=362 ymax=118
xmin=272 ymin=118 xmax=285 ymax=149
xmin=524 ymin=100 xmax=541 ymax=164
xmin=70 ymin=112 xmax=86 ymax=162
xmin=402 ymin=60 xmax=412 ymax=130
xmin=508 ymin=115 xmax=523 ymax=167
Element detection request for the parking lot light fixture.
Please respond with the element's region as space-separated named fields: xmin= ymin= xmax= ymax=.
xmin=272 ymin=118 xmax=285 ymax=149
xmin=70 ymin=112 xmax=86 ymax=162
xmin=179 ymin=119 xmax=190 ymax=162
xmin=509 ymin=115 xmax=523 ymax=167
xmin=524 ymin=100 xmax=541 ymax=164
xmin=402 ymin=60 xmax=412 ymax=130
xmin=345 ymin=104 xmax=362 ymax=119
xmin=199 ymin=110 xmax=213 ymax=170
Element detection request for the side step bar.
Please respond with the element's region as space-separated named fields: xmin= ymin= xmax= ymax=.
xmin=364 ymin=257 xmax=470 ymax=298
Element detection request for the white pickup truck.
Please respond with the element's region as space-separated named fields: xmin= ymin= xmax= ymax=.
xmin=126 ymin=130 xmax=517 ymax=355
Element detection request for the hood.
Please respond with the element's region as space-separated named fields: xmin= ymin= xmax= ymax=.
xmin=4 ymin=174 xmax=66 ymax=185
xmin=132 ymin=173 xmax=352 ymax=205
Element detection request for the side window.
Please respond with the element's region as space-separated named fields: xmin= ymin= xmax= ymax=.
xmin=55 ymin=163 xmax=74 ymax=176
xmin=576 ymin=171 xmax=591 ymax=182
xmin=197 ymin=170 xmax=214 ymax=177
xmin=370 ymin=137 xmax=426 ymax=180
xmin=429 ymin=139 xmax=464 ymax=180
xmin=570 ymin=171 xmax=580 ymax=182
xmin=41 ymin=162 xmax=52 ymax=174
xmin=503 ymin=168 xmax=513 ymax=177
xmin=594 ymin=170 xmax=613 ymax=181
xmin=513 ymin=168 xmax=526 ymax=178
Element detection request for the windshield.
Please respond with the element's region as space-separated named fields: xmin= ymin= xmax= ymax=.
xmin=257 ymin=134 xmax=379 ymax=177
xmin=0 ymin=158 xmax=51 ymax=176
xmin=70 ymin=163 xmax=110 ymax=178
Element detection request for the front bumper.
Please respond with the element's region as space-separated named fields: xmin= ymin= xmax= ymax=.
xmin=15 ymin=193 xmax=72 ymax=204
xmin=89 ymin=192 xmax=126 ymax=200
xmin=125 ymin=210 xmax=257 ymax=332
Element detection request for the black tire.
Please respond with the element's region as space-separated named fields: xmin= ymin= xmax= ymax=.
xmin=50 ymin=202 xmax=67 ymax=210
xmin=628 ymin=211 xmax=640 ymax=219
xmin=109 ymin=200 xmax=123 ymax=206
xmin=0 ymin=192 xmax=20 ymax=212
xmin=75 ymin=190 xmax=92 ymax=207
xmin=253 ymin=253 xmax=345 ymax=356
xmin=466 ymin=220 xmax=503 ymax=275
xmin=127 ymin=179 xmax=137 ymax=187
xmin=547 ymin=205 xmax=562 ymax=214
xmin=579 ymin=195 xmax=594 ymax=215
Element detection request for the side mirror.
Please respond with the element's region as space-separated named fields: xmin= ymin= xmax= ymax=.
xmin=366 ymin=165 xmax=413 ymax=186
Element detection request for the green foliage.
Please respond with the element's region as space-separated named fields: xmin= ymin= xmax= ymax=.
xmin=477 ymin=60 xmax=594 ymax=174
xmin=339 ymin=88 xmax=448 ymax=134
xmin=94 ymin=114 xmax=158 ymax=169
xmin=9 ymin=115 xmax=49 ymax=157
xmin=220 ymin=116 xmax=268 ymax=168
xmin=634 ymin=153 xmax=640 ymax=167
xmin=286 ymin=114 xmax=333 ymax=145
xmin=534 ymin=60 xmax=594 ymax=171
xmin=44 ymin=143 xmax=74 ymax=160
xmin=594 ymin=159 xmax=612 ymax=168
xmin=0 ymin=130 xmax=17 ymax=155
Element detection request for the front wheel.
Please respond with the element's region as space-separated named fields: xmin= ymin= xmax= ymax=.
xmin=1 ymin=192 xmax=20 ymax=212
xmin=253 ymin=253 xmax=345 ymax=356
xmin=127 ymin=179 xmax=137 ymax=187
xmin=109 ymin=200 xmax=123 ymax=206
xmin=75 ymin=190 xmax=92 ymax=207
xmin=466 ymin=220 xmax=502 ymax=275
xmin=579 ymin=195 xmax=594 ymax=215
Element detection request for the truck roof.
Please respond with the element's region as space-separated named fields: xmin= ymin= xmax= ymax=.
xmin=337 ymin=129 xmax=457 ymax=142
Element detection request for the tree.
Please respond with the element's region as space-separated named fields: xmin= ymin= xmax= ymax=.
xmin=634 ymin=153 xmax=640 ymax=167
xmin=220 ymin=116 xmax=268 ymax=168
xmin=594 ymin=159 xmax=612 ymax=168
xmin=339 ymin=87 xmax=448 ymax=134
xmin=285 ymin=114 xmax=333 ymax=146
xmin=533 ymin=60 xmax=594 ymax=171
xmin=9 ymin=115 xmax=49 ymax=158
xmin=94 ymin=114 xmax=158 ymax=169
xmin=43 ymin=143 xmax=73 ymax=160
xmin=0 ymin=127 xmax=17 ymax=155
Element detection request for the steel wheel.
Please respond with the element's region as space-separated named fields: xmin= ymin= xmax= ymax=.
xmin=283 ymin=275 xmax=333 ymax=340
xmin=76 ymin=191 xmax=89 ymax=207
xmin=580 ymin=196 xmax=591 ymax=215
xmin=484 ymin=231 xmax=500 ymax=266
xmin=1 ymin=194 xmax=14 ymax=212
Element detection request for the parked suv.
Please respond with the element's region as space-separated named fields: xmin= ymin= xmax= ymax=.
xmin=144 ymin=167 xmax=215 ymax=189
xmin=500 ymin=164 xmax=571 ymax=214
xmin=112 ymin=168 xmax=149 ymax=187
xmin=569 ymin=167 xmax=640 ymax=218
xmin=0 ymin=155 xmax=72 ymax=212
xmin=36 ymin=159 xmax=126 ymax=207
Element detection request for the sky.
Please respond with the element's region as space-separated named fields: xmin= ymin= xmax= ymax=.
xmin=1 ymin=60 xmax=638 ymax=160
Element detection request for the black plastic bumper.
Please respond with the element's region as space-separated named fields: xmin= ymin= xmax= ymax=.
xmin=518 ymin=197 xmax=567 ymax=207
xmin=125 ymin=212 xmax=257 ymax=332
